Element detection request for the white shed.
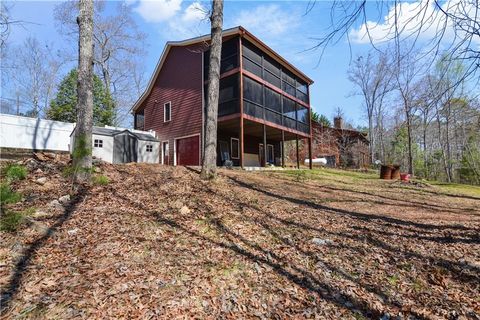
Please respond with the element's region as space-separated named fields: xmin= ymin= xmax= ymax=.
xmin=70 ymin=126 xmax=160 ymax=164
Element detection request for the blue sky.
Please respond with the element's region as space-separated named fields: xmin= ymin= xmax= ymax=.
xmin=3 ymin=0 xmax=415 ymax=127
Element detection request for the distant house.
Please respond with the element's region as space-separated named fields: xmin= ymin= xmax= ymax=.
xmin=70 ymin=126 xmax=160 ymax=164
xmin=131 ymin=26 xmax=314 ymax=168
xmin=307 ymin=117 xmax=370 ymax=168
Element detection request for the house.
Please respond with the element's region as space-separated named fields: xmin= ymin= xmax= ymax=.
xmin=131 ymin=26 xmax=314 ymax=168
xmin=69 ymin=126 xmax=160 ymax=164
xmin=305 ymin=117 xmax=370 ymax=168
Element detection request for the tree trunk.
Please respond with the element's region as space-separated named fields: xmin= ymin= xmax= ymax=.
xmin=200 ymin=0 xmax=223 ymax=180
xmin=73 ymin=0 xmax=94 ymax=183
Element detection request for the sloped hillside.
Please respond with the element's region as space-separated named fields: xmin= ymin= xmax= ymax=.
xmin=1 ymin=159 xmax=479 ymax=319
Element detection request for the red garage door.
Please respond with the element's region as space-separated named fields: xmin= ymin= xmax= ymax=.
xmin=176 ymin=135 xmax=200 ymax=166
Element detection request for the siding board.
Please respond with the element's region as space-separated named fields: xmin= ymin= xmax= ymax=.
xmin=139 ymin=45 xmax=203 ymax=164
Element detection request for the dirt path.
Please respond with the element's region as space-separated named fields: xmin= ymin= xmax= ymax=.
xmin=1 ymin=164 xmax=479 ymax=319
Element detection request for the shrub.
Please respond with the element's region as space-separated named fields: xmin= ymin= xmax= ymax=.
xmin=0 ymin=183 xmax=21 ymax=205
xmin=93 ymin=175 xmax=109 ymax=185
xmin=3 ymin=164 xmax=27 ymax=181
xmin=0 ymin=211 xmax=24 ymax=232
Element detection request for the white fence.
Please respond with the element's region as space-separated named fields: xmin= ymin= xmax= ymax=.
xmin=0 ymin=114 xmax=75 ymax=152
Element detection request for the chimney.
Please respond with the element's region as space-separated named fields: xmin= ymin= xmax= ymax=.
xmin=334 ymin=116 xmax=343 ymax=129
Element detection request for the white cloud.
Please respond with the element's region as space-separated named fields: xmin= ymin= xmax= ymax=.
xmin=349 ymin=1 xmax=450 ymax=44
xmin=234 ymin=5 xmax=299 ymax=37
xmin=134 ymin=0 xmax=182 ymax=23
xmin=182 ymin=2 xmax=207 ymax=23
xmin=349 ymin=0 xmax=480 ymax=46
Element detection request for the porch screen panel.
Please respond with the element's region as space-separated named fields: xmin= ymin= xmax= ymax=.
xmin=297 ymin=105 xmax=309 ymax=123
xmin=242 ymin=57 xmax=262 ymax=78
xmin=244 ymin=101 xmax=263 ymax=118
xmin=243 ymin=76 xmax=263 ymax=105
xmin=219 ymin=75 xmax=239 ymax=116
xmin=264 ymin=87 xmax=281 ymax=113
xmin=265 ymin=108 xmax=282 ymax=125
xmin=282 ymin=96 xmax=296 ymax=119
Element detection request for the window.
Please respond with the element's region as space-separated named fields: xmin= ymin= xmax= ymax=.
xmin=135 ymin=112 xmax=144 ymax=130
xmin=94 ymin=139 xmax=103 ymax=148
xmin=164 ymin=102 xmax=171 ymax=122
xmin=231 ymin=138 xmax=240 ymax=159
xmin=146 ymin=145 xmax=153 ymax=152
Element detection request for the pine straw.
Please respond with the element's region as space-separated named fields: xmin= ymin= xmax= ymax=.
xmin=1 ymin=163 xmax=479 ymax=319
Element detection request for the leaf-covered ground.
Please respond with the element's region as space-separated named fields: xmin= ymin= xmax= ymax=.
xmin=1 ymin=161 xmax=479 ymax=319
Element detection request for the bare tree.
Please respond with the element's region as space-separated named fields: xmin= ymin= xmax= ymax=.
xmin=4 ymin=37 xmax=64 ymax=117
xmin=201 ymin=0 xmax=223 ymax=180
xmin=348 ymin=51 xmax=393 ymax=163
xmin=73 ymin=0 xmax=94 ymax=183
xmin=313 ymin=1 xmax=480 ymax=85
xmin=393 ymin=48 xmax=424 ymax=175
xmin=54 ymin=1 xmax=147 ymax=125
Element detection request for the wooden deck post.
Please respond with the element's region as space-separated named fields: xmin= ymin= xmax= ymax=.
xmin=239 ymin=36 xmax=244 ymax=169
xmin=263 ymin=123 xmax=267 ymax=167
xmin=308 ymin=137 xmax=313 ymax=170
xmin=281 ymin=130 xmax=285 ymax=168
xmin=296 ymin=134 xmax=300 ymax=169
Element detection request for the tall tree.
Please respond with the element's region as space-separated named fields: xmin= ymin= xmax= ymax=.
xmin=73 ymin=0 xmax=94 ymax=183
xmin=46 ymin=69 xmax=114 ymax=125
xmin=54 ymin=1 xmax=146 ymax=125
xmin=348 ymin=51 xmax=393 ymax=163
xmin=5 ymin=37 xmax=64 ymax=117
xmin=201 ymin=0 xmax=223 ymax=180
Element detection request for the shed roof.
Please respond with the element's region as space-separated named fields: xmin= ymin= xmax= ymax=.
xmin=71 ymin=126 xmax=159 ymax=142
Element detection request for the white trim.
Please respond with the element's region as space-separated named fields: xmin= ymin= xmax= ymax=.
xmin=164 ymin=101 xmax=172 ymax=122
xmin=173 ymin=133 xmax=201 ymax=166
xmin=230 ymin=137 xmax=240 ymax=159
xmin=161 ymin=140 xmax=169 ymax=165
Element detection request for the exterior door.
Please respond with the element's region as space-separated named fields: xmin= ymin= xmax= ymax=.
xmin=176 ymin=135 xmax=200 ymax=166
xmin=162 ymin=141 xmax=169 ymax=165
xmin=259 ymin=143 xmax=265 ymax=167
xmin=267 ymin=144 xmax=274 ymax=164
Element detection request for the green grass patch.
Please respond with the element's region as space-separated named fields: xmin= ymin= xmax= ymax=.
xmin=92 ymin=175 xmax=110 ymax=185
xmin=2 ymin=163 xmax=27 ymax=181
xmin=0 ymin=183 xmax=21 ymax=205
xmin=1 ymin=210 xmax=24 ymax=232
xmin=428 ymin=181 xmax=480 ymax=197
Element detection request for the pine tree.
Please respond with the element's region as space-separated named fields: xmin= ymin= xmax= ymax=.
xmin=46 ymin=69 xmax=114 ymax=126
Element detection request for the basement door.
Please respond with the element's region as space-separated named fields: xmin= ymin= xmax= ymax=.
xmin=176 ymin=135 xmax=200 ymax=166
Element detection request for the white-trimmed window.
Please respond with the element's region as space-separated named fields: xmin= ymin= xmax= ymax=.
xmin=146 ymin=144 xmax=153 ymax=152
xmin=94 ymin=139 xmax=103 ymax=148
xmin=164 ymin=102 xmax=171 ymax=122
xmin=231 ymin=138 xmax=240 ymax=159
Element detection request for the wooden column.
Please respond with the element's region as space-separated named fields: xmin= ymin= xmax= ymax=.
xmin=281 ymin=130 xmax=285 ymax=167
xmin=239 ymin=36 xmax=244 ymax=168
xmin=296 ymin=134 xmax=300 ymax=169
xmin=263 ymin=123 xmax=267 ymax=167
xmin=308 ymin=137 xmax=313 ymax=169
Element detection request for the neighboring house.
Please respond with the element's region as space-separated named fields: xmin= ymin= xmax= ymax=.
xmin=70 ymin=126 xmax=160 ymax=164
xmin=304 ymin=117 xmax=370 ymax=168
xmin=131 ymin=26 xmax=314 ymax=168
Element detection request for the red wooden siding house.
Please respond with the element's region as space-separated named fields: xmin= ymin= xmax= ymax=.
xmin=132 ymin=26 xmax=314 ymax=168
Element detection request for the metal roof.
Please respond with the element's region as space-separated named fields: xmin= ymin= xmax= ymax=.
xmin=71 ymin=126 xmax=159 ymax=142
